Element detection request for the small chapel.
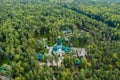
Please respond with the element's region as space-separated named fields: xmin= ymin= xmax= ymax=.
xmin=52 ymin=36 xmax=72 ymax=56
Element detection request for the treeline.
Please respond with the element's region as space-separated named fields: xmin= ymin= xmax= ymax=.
xmin=68 ymin=2 xmax=120 ymax=28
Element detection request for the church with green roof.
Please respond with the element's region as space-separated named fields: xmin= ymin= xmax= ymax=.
xmin=52 ymin=36 xmax=72 ymax=56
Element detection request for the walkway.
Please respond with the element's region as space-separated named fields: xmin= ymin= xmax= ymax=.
xmin=39 ymin=57 xmax=64 ymax=67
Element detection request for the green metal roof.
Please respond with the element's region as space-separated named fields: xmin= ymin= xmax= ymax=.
xmin=57 ymin=37 xmax=62 ymax=46
xmin=52 ymin=45 xmax=72 ymax=52
xmin=63 ymin=30 xmax=72 ymax=34
xmin=0 ymin=67 xmax=8 ymax=74
xmin=37 ymin=54 xmax=43 ymax=60
xmin=52 ymin=37 xmax=72 ymax=53
xmin=75 ymin=59 xmax=80 ymax=65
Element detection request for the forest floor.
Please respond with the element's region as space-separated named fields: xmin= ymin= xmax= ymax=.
xmin=0 ymin=75 xmax=10 ymax=80
xmin=39 ymin=57 xmax=64 ymax=67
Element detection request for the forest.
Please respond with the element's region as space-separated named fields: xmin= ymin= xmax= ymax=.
xmin=0 ymin=0 xmax=120 ymax=80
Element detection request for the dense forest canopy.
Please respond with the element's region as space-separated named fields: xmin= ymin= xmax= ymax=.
xmin=0 ymin=0 xmax=120 ymax=80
